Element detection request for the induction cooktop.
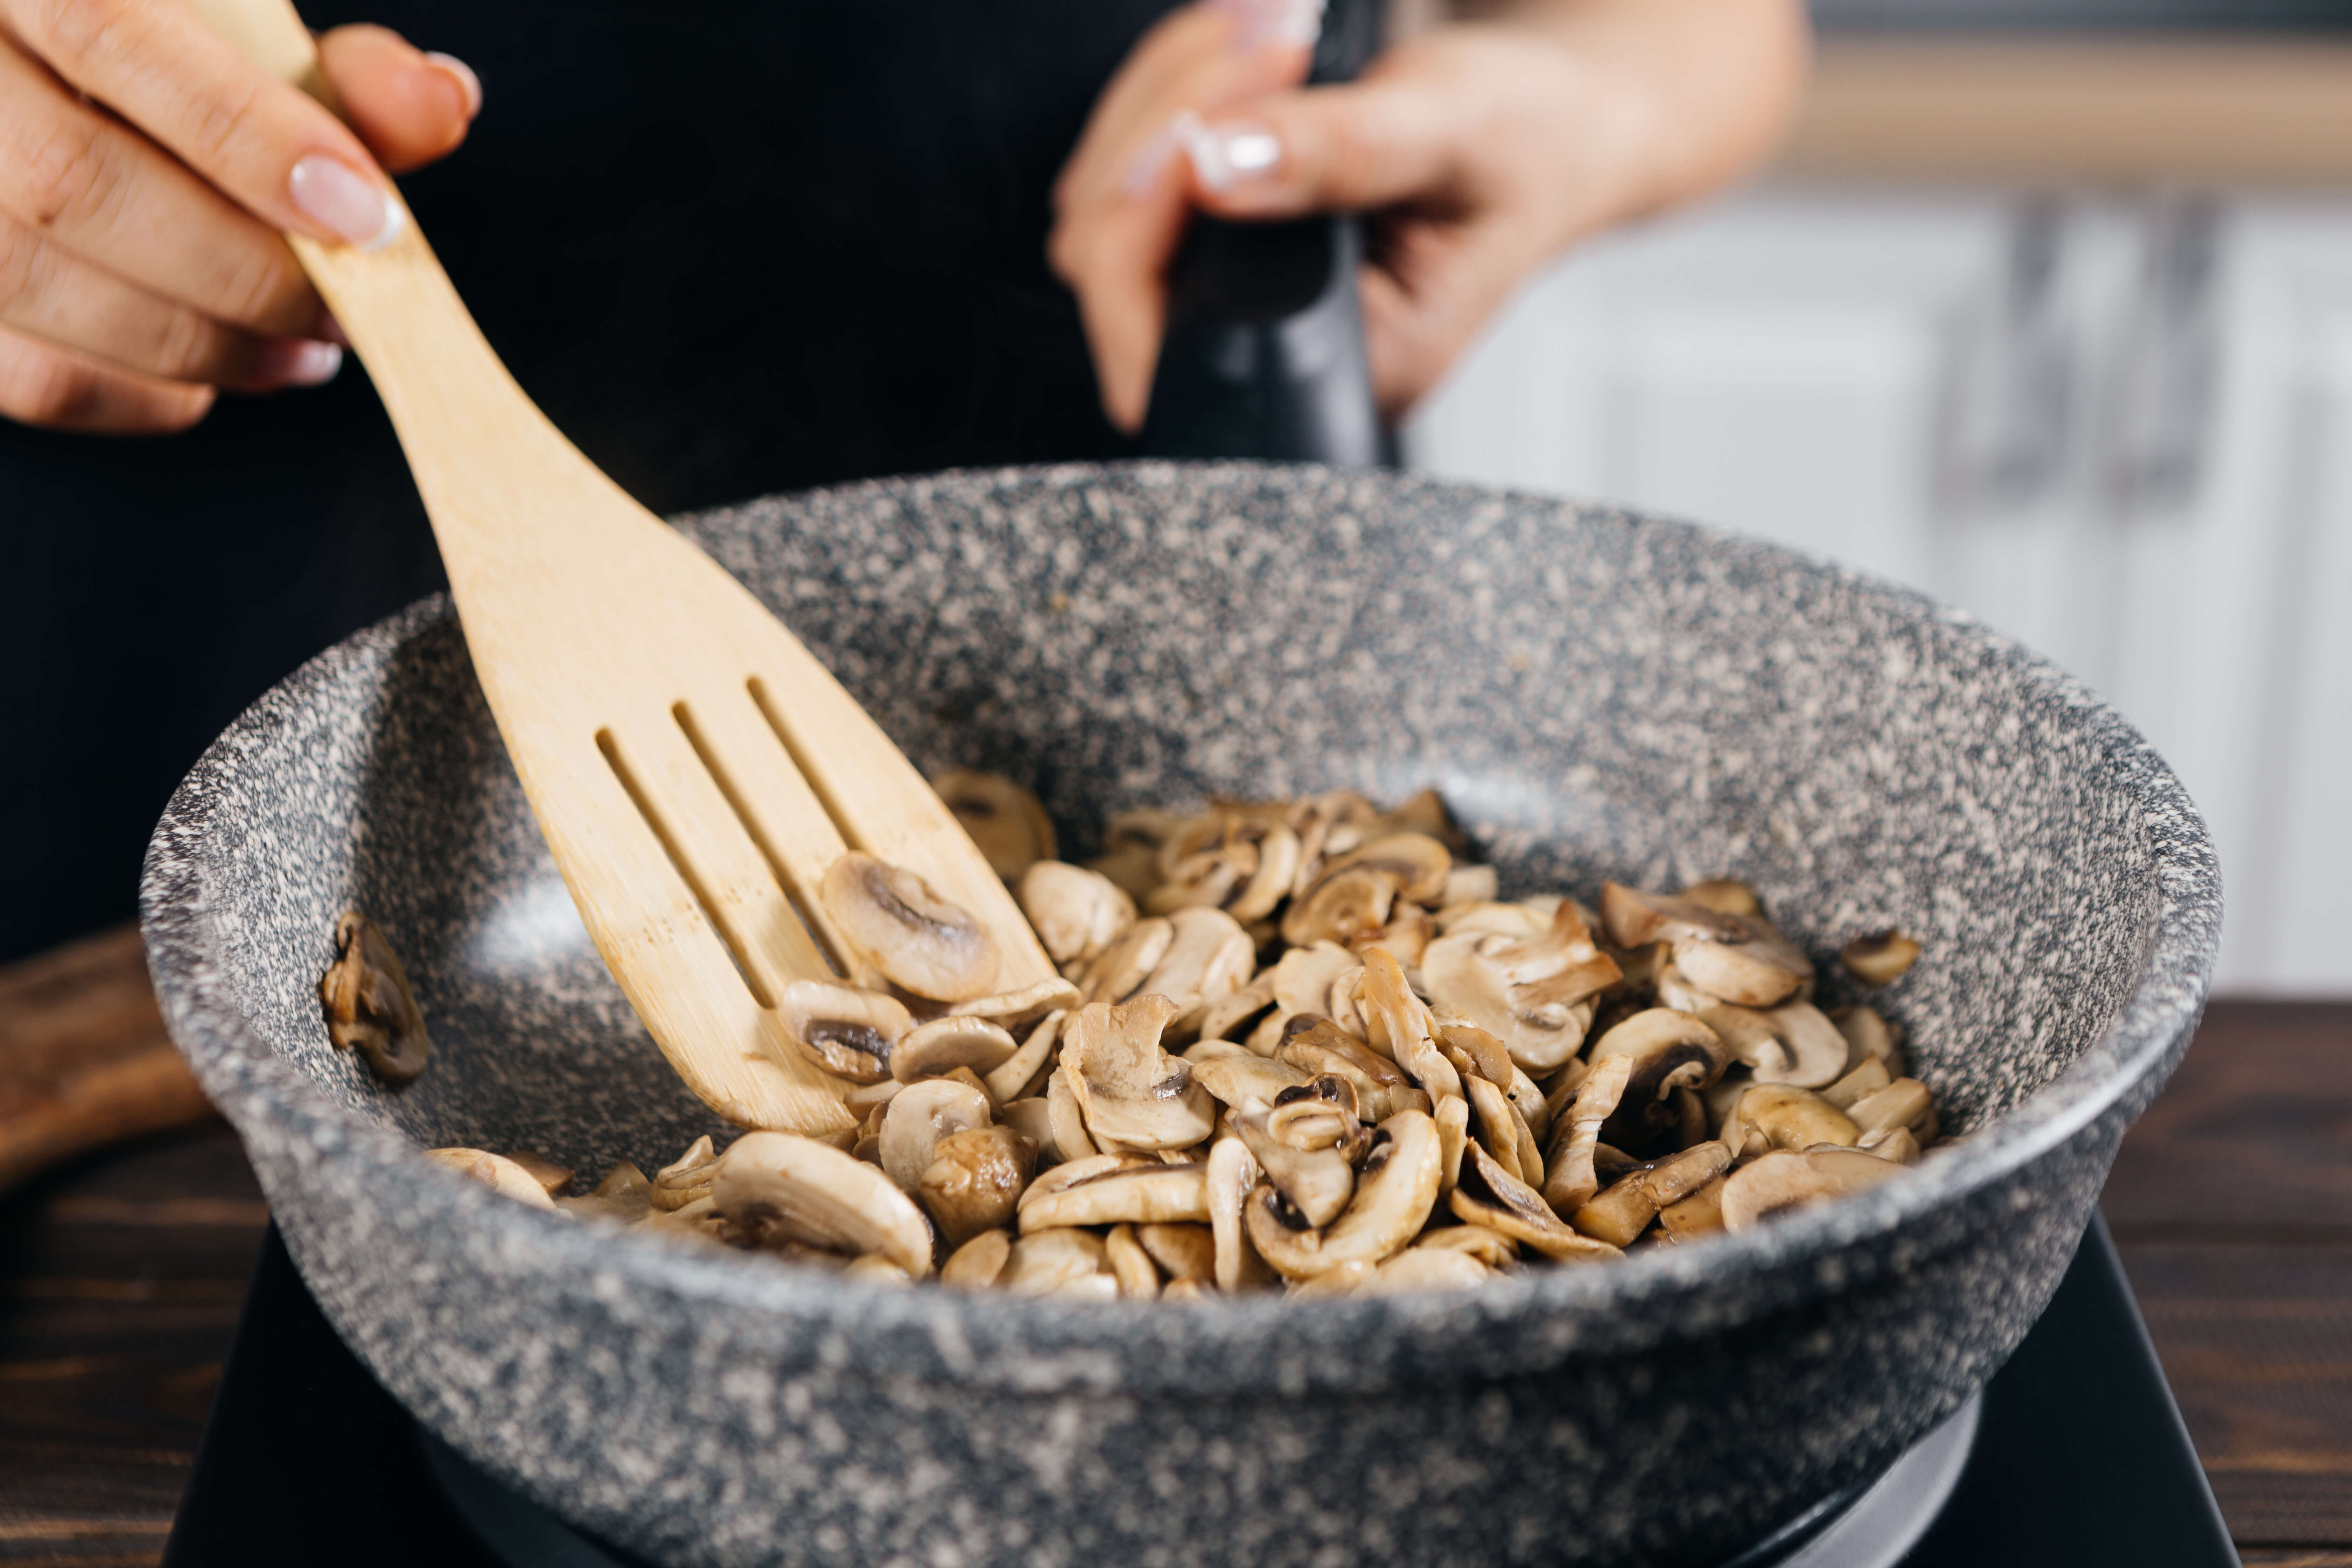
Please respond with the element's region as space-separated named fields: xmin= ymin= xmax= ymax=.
xmin=161 ymin=1215 xmax=2237 ymax=1568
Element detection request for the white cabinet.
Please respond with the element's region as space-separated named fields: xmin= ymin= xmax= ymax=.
xmin=1407 ymin=186 xmax=2351 ymax=993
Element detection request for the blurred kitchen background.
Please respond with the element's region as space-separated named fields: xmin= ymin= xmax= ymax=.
xmin=1404 ymin=2 xmax=2352 ymax=996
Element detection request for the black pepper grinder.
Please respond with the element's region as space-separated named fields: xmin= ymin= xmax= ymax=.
xmin=1136 ymin=0 xmax=1387 ymax=467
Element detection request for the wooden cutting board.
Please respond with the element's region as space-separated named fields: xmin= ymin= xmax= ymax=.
xmin=0 ymin=924 xmax=216 ymax=1193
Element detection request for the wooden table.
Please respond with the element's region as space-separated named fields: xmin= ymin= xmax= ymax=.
xmin=2 ymin=929 xmax=2346 ymax=1565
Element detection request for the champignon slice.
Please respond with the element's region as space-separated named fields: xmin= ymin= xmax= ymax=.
xmin=983 ymin=1009 xmax=1066 ymax=1104
xmin=1435 ymin=901 xmax=1549 ymax=940
xmin=1680 ymin=878 xmax=1763 ymax=917
xmin=1045 ymin=1067 xmax=1097 ymax=1161
xmin=1285 ymin=1259 xmax=1374 ymax=1299
xmin=1318 ymin=831 xmax=1453 ymax=905
xmin=950 ymin=976 xmax=1082 ymax=1035
xmin=1277 ymin=1018 xmax=1415 ymax=1122
xmin=1847 ymin=1077 xmax=1935 ymax=1137
xmin=499 ymin=1151 xmax=574 ymax=1197
xmin=1439 ymin=865 xmax=1500 ymax=908
xmin=1861 ymin=1125 xmax=1922 ymax=1164
xmin=1598 ymin=882 xmax=1813 ymax=1008
xmin=426 ymin=1148 xmax=557 ymax=1209
xmin=1242 ymin=1110 xmax=1442 ymax=1281
xmin=1358 ymin=1247 xmax=1489 ymax=1295
xmin=1060 ymin=995 xmax=1218 ymax=1150
xmin=1570 ymin=1140 xmax=1731 ymax=1246
xmin=1822 ymin=1055 xmax=1892 ymax=1110
xmin=918 ymin=1125 xmax=1035 ymax=1246
xmin=1435 ymin=1091 xmax=1470 ymax=1194
xmin=1265 ymin=1075 xmax=1362 ymax=1152
xmin=938 ymin=1227 xmax=1013 ymax=1288
xmin=652 ymin=1134 xmax=721 ymax=1211
xmin=932 ymin=769 xmax=1056 ymax=880
xmin=1233 ymin=1099 xmax=1356 ymax=1228
xmin=1833 ymin=1006 xmax=1908 ymax=1078
xmin=558 ymin=1160 xmax=654 ymax=1225
xmin=1192 ymin=1052 xmax=1314 ymax=1111
xmin=1346 ymin=905 xmax=1435 ymax=968
xmin=1196 ymin=971 xmax=1279 ymax=1048
xmin=1137 ymin=1222 xmax=1216 ymax=1282
xmin=1719 ymin=1083 xmax=1860 ymax=1156
xmin=890 ymin=1016 xmax=1020 ymax=1085
xmin=1206 ymin=1135 xmax=1267 ymax=1292
xmin=821 ymin=853 xmax=1001 ymax=1003
xmin=1415 ymin=1223 xmax=1518 ymax=1270
xmin=1077 ymin=917 xmax=1174 ymax=1005
xmin=1420 ymin=902 xmax=1619 ymax=1073
xmin=1842 ymin=929 xmax=1921 ymax=986
xmin=1270 ymin=941 xmax=1361 ymax=1020
xmin=1104 ymin=1224 xmax=1163 ymax=1300
xmin=771 ymin=979 xmax=912 ymax=1084
xmin=999 ymin=1227 xmax=1110 ymax=1296
xmin=712 ymin=1132 xmax=935 ymax=1277
xmin=320 ymin=911 xmax=432 ymax=1084
xmin=1450 ymin=1140 xmax=1620 ymax=1262
xmin=998 ymin=1096 xmax=1060 ymax=1165
xmin=1139 ymin=907 xmax=1256 ymax=1035
xmin=1357 ymin=946 xmax=1463 ymax=1098
xmin=1658 ymin=1175 xmax=1728 ymax=1240
xmin=1016 ymin=861 xmax=1136 ymax=970
xmin=1696 ymin=1000 xmax=1848 ymax=1090
xmin=1280 ymin=867 xmax=1396 ymax=949
xmin=1720 ymin=1147 xmax=1904 ymax=1232
xmin=1587 ymin=1009 xmax=1729 ymax=1147
xmin=1541 ymin=1053 xmax=1632 ymax=1216
xmin=1461 ymin=1072 xmax=1536 ymax=1187
xmin=1018 ymin=1161 xmax=1211 ymax=1230
xmin=880 ymin=1077 xmax=994 ymax=1194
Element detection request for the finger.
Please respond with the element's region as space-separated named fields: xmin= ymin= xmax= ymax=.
xmin=0 ymin=209 xmax=339 ymax=388
xmin=318 ymin=23 xmax=477 ymax=174
xmin=0 ymin=318 xmax=213 ymax=432
xmin=4 ymin=0 xmax=406 ymax=248
xmin=1358 ymin=218 xmax=1547 ymax=421
xmin=0 ymin=36 xmax=323 ymax=336
xmin=1177 ymin=72 xmax=1458 ymax=220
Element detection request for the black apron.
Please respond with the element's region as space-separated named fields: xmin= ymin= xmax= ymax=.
xmin=0 ymin=0 xmax=1169 ymax=960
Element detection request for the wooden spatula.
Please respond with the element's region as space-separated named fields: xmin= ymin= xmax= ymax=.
xmin=187 ymin=0 xmax=1056 ymax=1136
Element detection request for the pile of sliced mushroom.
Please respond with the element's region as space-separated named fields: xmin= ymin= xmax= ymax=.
xmin=414 ymin=781 xmax=1937 ymax=1297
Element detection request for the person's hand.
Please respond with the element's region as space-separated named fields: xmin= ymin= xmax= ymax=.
xmin=0 ymin=1 xmax=481 ymax=434
xmin=1051 ymin=0 xmax=1805 ymax=433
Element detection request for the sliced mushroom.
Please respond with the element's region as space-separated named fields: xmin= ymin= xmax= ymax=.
xmin=841 ymin=1253 xmax=913 ymax=1286
xmin=773 ymin=979 xmax=912 ymax=1084
xmin=1719 ymin=1083 xmax=1861 ymax=1156
xmin=1434 ymin=901 xmax=1549 ymax=941
xmin=1138 ymin=906 xmax=1256 ymax=1035
xmin=1822 ymin=1055 xmax=1892 ymax=1110
xmin=1242 ymin=1110 xmax=1443 ymax=1281
xmin=1077 ymin=916 xmax=1174 ymax=1005
xmin=1847 ymin=1077 xmax=1935 ymax=1137
xmin=501 ymin=1151 xmax=574 ymax=1197
xmin=1285 ymin=1259 xmax=1374 ymax=1299
xmin=949 ymin=976 xmax=1082 ymax=1035
xmin=558 ymin=1160 xmax=653 ymax=1225
xmin=1696 ymin=1000 xmax=1848 ymax=1090
xmin=1280 ymin=867 xmax=1396 ymax=949
xmin=1272 ymin=1017 xmax=1415 ymax=1119
xmin=1206 ymin=1135 xmax=1270 ymax=1292
xmin=1569 ymin=1140 xmax=1731 ymax=1246
xmin=712 ymin=1131 xmax=935 ymax=1277
xmin=1450 ymin=1139 xmax=1620 ymax=1262
xmin=1861 ymin=1125 xmax=1922 ymax=1164
xmin=880 ymin=1077 xmax=993 ymax=1194
xmin=1044 ymin=1067 xmax=1097 ymax=1161
xmin=652 ymin=1134 xmax=721 ymax=1211
xmin=918 ymin=1124 xmax=1035 ymax=1246
xmin=1137 ymin=1222 xmax=1216 ymax=1283
xmin=999 ymin=1227 xmax=1110 ymax=1296
xmin=1435 ymin=1091 xmax=1470 ymax=1195
xmin=1587 ymin=1009 xmax=1729 ymax=1147
xmin=1439 ymin=865 xmax=1500 ymax=907
xmin=1016 ymin=861 xmax=1137 ymax=970
xmin=1264 ymin=1075 xmax=1362 ymax=1152
xmin=1424 ymin=899 xmax=1622 ymax=1073
xmin=1104 ymin=1223 xmax=1163 ymax=1300
xmin=1414 ymin=1224 xmax=1518 ymax=1270
xmin=820 ymin=853 xmax=1000 ymax=1003
xmin=1318 ymin=831 xmax=1453 ymax=905
xmin=1196 ymin=970 xmax=1279 ymax=1047
xmin=1356 ymin=946 xmax=1462 ymax=1099
xmin=939 ymin=1227 xmax=1013 ymax=1288
xmin=932 ymin=769 xmax=1057 ymax=880
xmin=890 ymin=1015 xmax=1020 ymax=1085
xmin=1461 ymin=1072 xmax=1540 ymax=1188
xmin=320 ymin=911 xmax=432 ymax=1084
xmin=1018 ymin=1160 xmax=1211 ymax=1230
xmin=1270 ymin=941 xmax=1361 ymax=1023
xmin=1720 ymin=1147 xmax=1904 ymax=1232
xmin=1842 ymin=929 xmax=1921 ymax=986
xmin=999 ymin=1096 xmax=1062 ymax=1166
xmin=1357 ymin=1247 xmax=1490 ymax=1295
xmin=1832 ymin=1006 xmax=1908 ymax=1078
xmin=1233 ymin=1099 xmax=1356 ymax=1228
xmin=1060 ymin=995 xmax=1218 ymax=1150
xmin=1345 ymin=904 xmax=1435 ymax=968
xmin=1598 ymin=882 xmax=1813 ymax=1008
xmin=983 ymin=1008 xmax=1065 ymax=1104
xmin=1541 ymin=1053 xmax=1632 ymax=1215
xmin=1658 ymin=1174 xmax=1728 ymax=1240
xmin=1680 ymin=878 xmax=1763 ymax=917
xmin=425 ymin=1148 xmax=557 ymax=1209
xmin=1191 ymin=1052 xmax=1314 ymax=1111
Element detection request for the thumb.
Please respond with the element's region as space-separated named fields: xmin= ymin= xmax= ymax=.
xmin=318 ymin=25 xmax=481 ymax=175
xmin=1180 ymin=74 xmax=1452 ymax=218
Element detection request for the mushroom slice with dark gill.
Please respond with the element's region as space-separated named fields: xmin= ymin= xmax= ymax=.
xmin=774 ymin=979 xmax=912 ymax=1084
xmin=1586 ymin=1009 xmax=1729 ymax=1149
xmin=1598 ymin=882 xmax=1813 ymax=1008
xmin=1232 ymin=1098 xmax=1356 ymax=1228
xmin=931 ymin=769 xmax=1056 ymax=881
xmin=712 ymin=1132 xmax=935 ymax=1277
xmin=1242 ymin=1110 xmax=1443 ymax=1281
xmin=1059 ymin=994 xmax=1218 ymax=1150
xmin=879 ymin=1077 xmax=993 ymax=1194
xmin=1450 ymin=1139 xmax=1620 ymax=1262
xmin=1719 ymin=1147 xmax=1904 ymax=1232
xmin=820 ymin=852 xmax=1001 ymax=1003
xmin=1420 ymin=899 xmax=1621 ymax=1072
xmin=1717 ymin=1083 xmax=1860 ymax=1157
xmin=1695 ymin=1000 xmax=1848 ymax=1090
xmin=319 ymin=911 xmax=432 ymax=1084
xmin=1842 ymin=929 xmax=1921 ymax=986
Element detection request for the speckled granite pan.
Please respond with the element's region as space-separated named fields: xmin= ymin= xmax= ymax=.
xmin=141 ymin=463 xmax=2220 ymax=1568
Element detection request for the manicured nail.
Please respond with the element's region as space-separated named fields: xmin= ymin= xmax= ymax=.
xmin=253 ymin=338 xmax=344 ymax=388
xmin=1124 ymin=122 xmax=1182 ymax=196
xmin=424 ymin=51 xmax=483 ymax=118
xmin=288 ymin=155 xmax=405 ymax=251
xmin=1207 ymin=0 xmax=1323 ymax=49
xmin=1176 ymin=111 xmax=1282 ymax=192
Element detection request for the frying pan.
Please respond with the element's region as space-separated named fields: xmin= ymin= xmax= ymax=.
xmin=140 ymin=459 xmax=2218 ymax=1567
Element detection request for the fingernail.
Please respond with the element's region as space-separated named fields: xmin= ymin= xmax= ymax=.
xmin=1206 ymin=0 xmax=1323 ymax=49
xmin=1123 ymin=122 xmax=1182 ymax=196
xmin=288 ymin=155 xmax=406 ymax=251
xmin=424 ymin=51 xmax=483 ymax=118
xmin=1176 ymin=111 xmax=1282 ymax=192
xmin=253 ymin=338 xmax=344 ymax=388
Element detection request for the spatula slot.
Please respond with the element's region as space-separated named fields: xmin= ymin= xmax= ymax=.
xmin=746 ymin=676 xmax=867 ymax=855
xmin=595 ymin=727 xmax=775 ymax=1009
xmin=671 ymin=698 xmax=845 ymax=979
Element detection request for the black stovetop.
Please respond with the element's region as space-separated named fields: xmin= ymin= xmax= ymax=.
xmin=161 ymin=1215 xmax=2238 ymax=1568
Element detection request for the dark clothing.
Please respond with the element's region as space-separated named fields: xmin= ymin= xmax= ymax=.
xmin=0 ymin=0 xmax=1167 ymax=960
